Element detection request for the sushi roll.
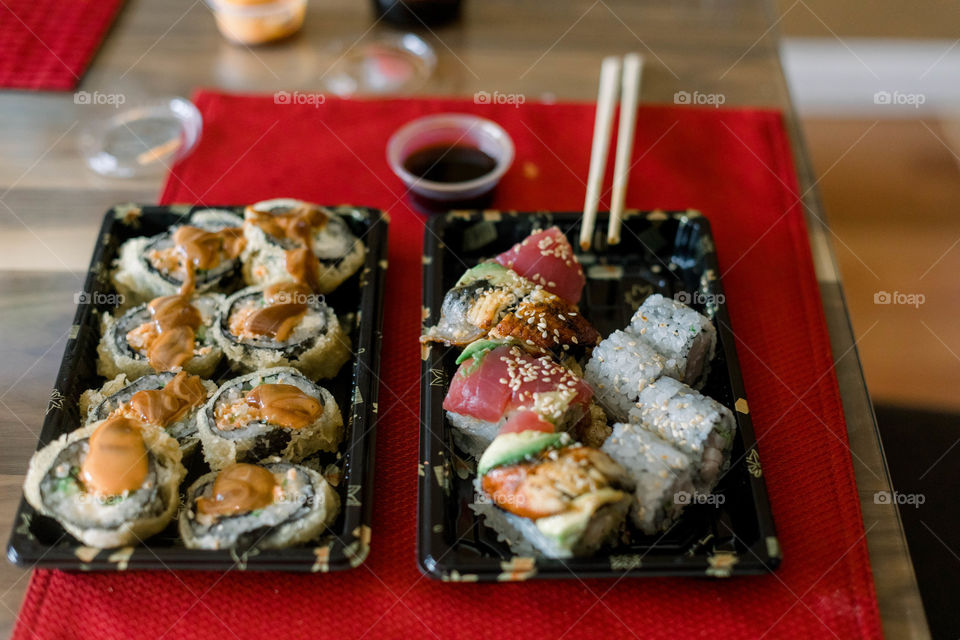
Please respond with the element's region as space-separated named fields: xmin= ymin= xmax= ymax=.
xmin=584 ymin=330 xmax=678 ymax=422
xmin=600 ymin=423 xmax=696 ymax=534
xmin=80 ymin=371 xmax=217 ymax=456
xmin=97 ymin=293 xmax=223 ymax=381
xmin=492 ymin=226 xmax=586 ymax=305
xmin=488 ymin=288 xmax=600 ymax=359
xmin=628 ymin=376 xmax=736 ymax=489
xmin=23 ymin=416 xmax=185 ymax=548
xmin=421 ymin=262 xmax=534 ymax=346
xmin=472 ymin=431 xmax=634 ymax=558
xmin=627 ymin=294 xmax=717 ymax=387
xmin=213 ymin=283 xmax=351 ymax=380
xmin=179 ymin=459 xmax=340 ymax=550
xmin=442 ymin=342 xmax=594 ymax=457
xmin=112 ymin=209 xmax=245 ymax=304
xmin=197 ymin=367 xmax=343 ymax=470
xmin=241 ymin=199 xmax=365 ymax=294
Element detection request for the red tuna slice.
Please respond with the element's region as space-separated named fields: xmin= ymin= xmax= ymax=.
xmin=493 ymin=227 xmax=586 ymax=304
xmin=499 ymin=409 xmax=555 ymax=435
xmin=442 ymin=345 xmax=593 ymax=423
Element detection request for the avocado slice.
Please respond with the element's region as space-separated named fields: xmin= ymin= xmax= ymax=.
xmin=477 ymin=431 xmax=569 ymax=476
xmin=454 ymin=262 xmax=519 ymax=288
xmin=456 ymin=339 xmax=502 ymax=366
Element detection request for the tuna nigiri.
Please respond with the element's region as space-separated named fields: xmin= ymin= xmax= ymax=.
xmin=493 ymin=227 xmax=586 ymax=305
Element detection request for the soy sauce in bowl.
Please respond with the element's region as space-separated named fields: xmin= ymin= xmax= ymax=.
xmin=387 ymin=114 xmax=515 ymax=214
xmin=403 ymin=144 xmax=497 ymax=184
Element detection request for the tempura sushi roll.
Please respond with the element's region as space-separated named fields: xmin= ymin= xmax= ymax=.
xmin=179 ymin=459 xmax=340 ymax=550
xmin=492 ymin=227 xmax=586 ymax=305
xmin=112 ymin=209 xmax=245 ymax=304
xmin=628 ymin=377 xmax=736 ymax=489
xmin=442 ymin=342 xmax=594 ymax=457
xmin=23 ymin=416 xmax=185 ymax=548
xmin=80 ymin=371 xmax=217 ymax=456
xmin=488 ymin=288 xmax=600 ymax=358
xmin=241 ymin=199 xmax=365 ymax=294
xmin=584 ymin=330 xmax=678 ymax=422
xmin=628 ymin=294 xmax=717 ymax=387
xmin=421 ymin=262 xmax=534 ymax=346
xmin=473 ymin=431 xmax=634 ymax=558
xmin=197 ymin=368 xmax=343 ymax=470
xmin=601 ymin=423 xmax=696 ymax=534
xmin=97 ymin=293 xmax=223 ymax=381
xmin=214 ymin=283 xmax=351 ymax=380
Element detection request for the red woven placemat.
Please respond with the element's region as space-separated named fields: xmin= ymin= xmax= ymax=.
xmin=12 ymin=93 xmax=882 ymax=639
xmin=0 ymin=0 xmax=124 ymax=91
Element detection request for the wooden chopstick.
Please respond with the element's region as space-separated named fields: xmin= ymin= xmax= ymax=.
xmin=579 ymin=56 xmax=622 ymax=251
xmin=607 ymin=53 xmax=643 ymax=246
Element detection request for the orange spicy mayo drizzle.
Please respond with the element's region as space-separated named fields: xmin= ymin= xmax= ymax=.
xmin=126 ymin=294 xmax=203 ymax=372
xmin=171 ymin=225 xmax=246 ymax=296
xmin=125 ymin=371 xmax=207 ymax=427
xmin=246 ymin=383 xmax=322 ymax=429
xmin=80 ymin=416 xmax=149 ymax=497
xmin=248 ymin=205 xmax=328 ymax=292
xmin=195 ymin=463 xmax=277 ymax=517
xmin=234 ymin=282 xmax=312 ymax=342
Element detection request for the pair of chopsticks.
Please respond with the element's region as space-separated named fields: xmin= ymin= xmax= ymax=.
xmin=580 ymin=53 xmax=644 ymax=251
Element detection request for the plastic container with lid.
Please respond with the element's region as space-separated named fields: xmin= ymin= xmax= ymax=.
xmin=207 ymin=0 xmax=307 ymax=45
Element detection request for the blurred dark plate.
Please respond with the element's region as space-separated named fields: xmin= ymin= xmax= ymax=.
xmin=7 ymin=204 xmax=388 ymax=572
xmin=418 ymin=210 xmax=779 ymax=581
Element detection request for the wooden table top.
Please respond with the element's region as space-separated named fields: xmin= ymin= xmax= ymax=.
xmin=0 ymin=0 xmax=929 ymax=637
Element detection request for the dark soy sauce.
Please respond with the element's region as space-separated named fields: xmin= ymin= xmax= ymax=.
xmin=402 ymin=143 xmax=499 ymax=214
xmin=403 ymin=144 xmax=496 ymax=183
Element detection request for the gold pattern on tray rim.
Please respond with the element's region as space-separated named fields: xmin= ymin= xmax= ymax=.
xmin=700 ymin=235 xmax=715 ymax=254
xmin=167 ymin=204 xmax=193 ymax=217
xmin=113 ymin=204 xmax=142 ymax=226
xmin=15 ymin=513 xmax=34 ymax=541
xmin=74 ymin=546 xmax=99 ymax=563
xmin=609 ymin=554 xmax=643 ymax=571
xmin=685 ymin=209 xmax=703 ymax=218
xmin=378 ymin=259 xmax=388 ymax=271
xmin=685 ymin=533 xmax=714 ymax=558
xmin=418 ymin=462 xmax=426 ymax=477
xmin=430 ymin=368 xmax=447 ymax=388
xmin=646 ymin=210 xmax=668 ymax=221
xmin=625 ymin=282 xmax=654 ymax=311
xmin=421 ymin=306 xmax=431 ymax=322
xmin=766 ymin=536 xmax=781 ymax=559
xmin=422 ymin=255 xmax=432 ymax=265
xmin=735 ymin=398 xmax=750 ymax=415
xmin=442 ymin=570 xmax=479 ymax=582
xmin=482 ymin=210 xmax=502 ymax=222
xmin=498 ymin=557 xmax=536 ymax=582
xmin=447 ymin=211 xmax=473 ymax=221
xmin=346 ymin=484 xmax=362 ymax=507
xmin=433 ymin=463 xmax=451 ymax=494
xmin=706 ymin=550 xmax=738 ymax=578
xmin=746 ymin=448 xmax=762 ymax=478
xmin=108 ymin=547 xmax=134 ymax=570
xmin=344 ymin=525 xmax=371 ymax=568
xmin=47 ymin=388 xmax=66 ymax=415
xmin=421 ymin=342 xmax=432 ymax=361
xmin=229 ymin=545 xmax=259 ymax=570
xmin=311 ymin=545 xmax=331 ymax=572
